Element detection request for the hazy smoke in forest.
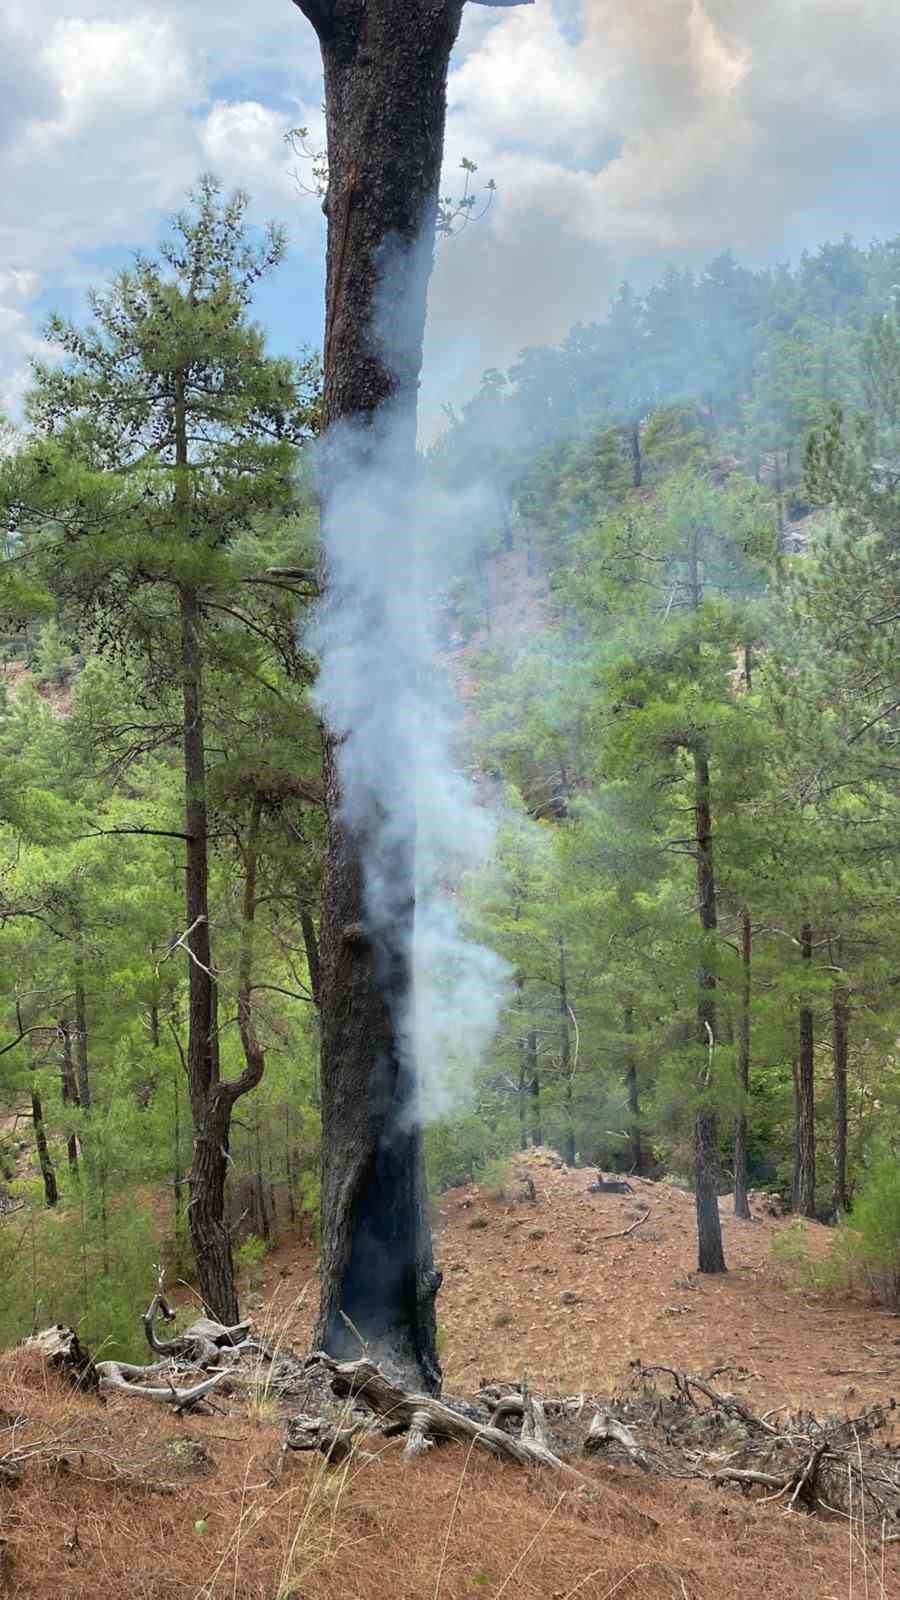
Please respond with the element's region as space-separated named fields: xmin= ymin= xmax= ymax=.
xmin=310 ymin=271 xmax=511 ymax=1118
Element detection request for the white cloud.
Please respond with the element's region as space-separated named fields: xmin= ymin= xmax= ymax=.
xmin=4 ymin=0 xmax=900 ymax=427
xmin=201 ymin=98 xmax=326 ymax=230
xmin=422 ymin=0 xmax=900 ymax=422
xmin=0 ymin=1 xmax=323 ymax=411
xmin=39 ymin=17 xmax=196 ymax=133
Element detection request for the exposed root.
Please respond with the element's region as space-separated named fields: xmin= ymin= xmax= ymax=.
xmin=305 ymin=1354 xmax=586 ymax=1479
xmin=96 ymin=1365 xmax=229 ymax=1413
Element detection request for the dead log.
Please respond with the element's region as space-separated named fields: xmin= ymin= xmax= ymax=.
xmin=24 ymin=1327 xmax=99 ymax=1391
xmin=285 ymin=1413 xmax=365 ymax=1464
xmin=584 ymin=1409 xmax=651 ymax=1471
xmin=96 ymin=1363 xmax=227 ymax=1413
xmin=306 ymin=1354 xmax=585 ymax=1479
xmin=143 ymin=1269 xmax=250 ymax=1365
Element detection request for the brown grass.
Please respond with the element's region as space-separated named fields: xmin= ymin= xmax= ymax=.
xmin=2 ymin=1344 xmax=887 ymax=1600
xmin=4 ymin=1153 xmax=900 ymax=1598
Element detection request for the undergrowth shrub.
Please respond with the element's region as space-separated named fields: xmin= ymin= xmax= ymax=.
xmin=235 ymin=1232 xmax=270 ymax=1289
xmin=479 ymin=1155 xmax=517 ymax=1201
xmin=770 ymin=1219 xmax=851 ymax=1294
xmin=842 ymin=1144 xmax=900 ymax=1307
xmin=0 ymin=1191 xmax=159 ymax=1360
xmin=771 ymin=1148 xmax=900 ymax=1308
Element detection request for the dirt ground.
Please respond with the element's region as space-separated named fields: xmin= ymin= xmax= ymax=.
xmin=254 ymin=1151 xmax=900 ymax=1419
xmin=3 ymin=1151 xmax=900 ymax=1600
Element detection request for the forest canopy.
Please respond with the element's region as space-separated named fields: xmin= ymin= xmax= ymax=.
xmin=2 ymin=206 xmax=900 ymax=1351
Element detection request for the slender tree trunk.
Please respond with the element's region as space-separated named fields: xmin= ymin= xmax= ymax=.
xmin=173 ymin=1060 xmax=183 ymax=1220
xmin=794 ymin=922 xmax=816 ymax=1218
xmin=774 ymin=451 xmax=786 ymax=542
xmin=254 ymin=1113 xmax=270 ymax=1242
xmin=175 ymin=357 xmax=237 ymax=1320
xmin=73 ymin=957 xmax=91 ymax=1113
xmin=628 ymin=417 xmax=642 ymax=488
xmin=832 ymin=981 xmax=850 ymax=1217
xmin=559 ymin=939 xmax=576 ymax=1166
xmin=517 ymin=1055 xmax=528 ymax=1151
xmin=734 ymin=907 xmax=752 ymax=1219
xmin=298 ymin=0 xmax=469 ymax=1393
xmin=693 ymin=743 xmax=726 ymax=1273
xmin=30 ymin=1068 xmax=57 ymax=1208
xmin=59 ymin=1016 xmax=80 ymax=1176
xmin=624 ymin=1002 xmax=645 ymax=1175
xmin=179 ymin=573 xmax=237 ymax=1321
xmin=528 ymin=1030 xmax=542 ymax=1147
xmin=301 ymin=907 xmax=321 ymax=1007
xmin=285 ymin=1105 xmax=296 ymax=1224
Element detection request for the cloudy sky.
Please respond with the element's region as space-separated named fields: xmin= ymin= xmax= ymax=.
xmin=3 ymin=0 xmax=900 ymax=429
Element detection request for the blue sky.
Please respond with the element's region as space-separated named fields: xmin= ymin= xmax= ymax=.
xmin=3 ymin=0 xmax=900 ymax=434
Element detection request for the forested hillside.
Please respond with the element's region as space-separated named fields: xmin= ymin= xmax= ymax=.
xmin=1 ymin=208 xmax=900 ymax=1352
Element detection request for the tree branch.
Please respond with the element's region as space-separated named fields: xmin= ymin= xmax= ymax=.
xmin=289 ymin=0 xmax=336 ymax=40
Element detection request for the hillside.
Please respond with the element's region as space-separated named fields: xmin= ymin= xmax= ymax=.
xmin=3 ymin=1152 xmax=898 ymax=1600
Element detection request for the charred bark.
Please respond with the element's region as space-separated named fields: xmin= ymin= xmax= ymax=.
xmin=298 ymin=0 xmax=474 ymax=1394
xmin=733 ymin=908 xmax=752 ymax=1220
xmin=794 ymin=923 xmax=816 ymax=1219
xmin=693 ymin=743 xmax=726 ymax=1274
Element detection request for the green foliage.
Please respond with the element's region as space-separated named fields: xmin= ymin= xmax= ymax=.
xmin=30 ymin=620 xmax=75 ymax=688
xmin=842 ymin=1144 xmax=900 ymax=1306
xmin=0 ymin=1195 xmax=159 ymax=1360
xmin=5 ymin=212 xmax=900 ymax=1345
xmin=235 ymin=1232 xmax=270 ymax=1289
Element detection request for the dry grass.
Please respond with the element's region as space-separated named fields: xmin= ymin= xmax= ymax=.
xmin=2 ymin=1345 xmax=899 ymax=1600
xmin=5 ymin=1153 xmax=900 ymax=1598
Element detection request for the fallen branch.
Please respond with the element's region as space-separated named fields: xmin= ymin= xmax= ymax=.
xmin=633 ymin=1362 xmax=776 ymax=1436
xmin=597 ymin=1207 xmax=652 ymax=1242
xmin=96 ymin=1364 xmax=228 ymax=1413
xmin=305 ymin=1354 xmax=585 ymax=1479
xmin=585 ymin=1408 xmax=652 ymax=1470
xmin=142 ymin=1266 xmax=250 ymax=1366
xmin=285 ymin=1412 xmax=368 ymax=1465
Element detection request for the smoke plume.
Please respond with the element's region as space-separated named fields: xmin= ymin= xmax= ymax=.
xmin=310 ymin=391 xmax=511 ymax=1123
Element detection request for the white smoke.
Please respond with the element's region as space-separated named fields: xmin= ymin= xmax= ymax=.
xmin=310 ymin=395 xmax=512 ymax=1122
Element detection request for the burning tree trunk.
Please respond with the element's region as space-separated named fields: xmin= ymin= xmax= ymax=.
xmin=293 ymin=0 xmax=530 ymax=1392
